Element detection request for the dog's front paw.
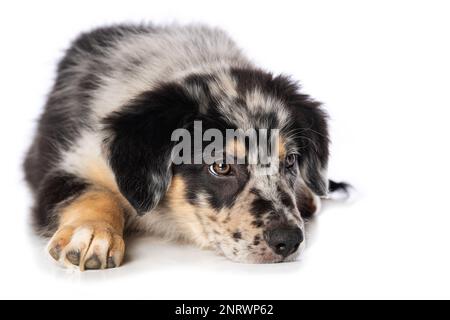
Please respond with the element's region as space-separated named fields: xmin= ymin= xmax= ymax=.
xmin=47 ymin=223 xmax=125 ymax=271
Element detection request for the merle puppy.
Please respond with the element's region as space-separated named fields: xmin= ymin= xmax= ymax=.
xmin=24 ymin=24 xmax=346 ymax=270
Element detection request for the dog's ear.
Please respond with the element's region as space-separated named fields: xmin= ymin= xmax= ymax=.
xmin=274 ymin=75 xmax=330 ymax=196
xmin=292 ymin=99 xmax=329 ymax=196
xmin=103 ymin=83 xmax=198 ymax=215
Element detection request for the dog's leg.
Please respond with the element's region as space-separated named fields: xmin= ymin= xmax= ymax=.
xmin=46 ymin=188 xmax=126 ymax=270
xmin=297 ymin=180 xmax=352 ymax=218
xmin=296 ymin=184 xmax=322 ymax=219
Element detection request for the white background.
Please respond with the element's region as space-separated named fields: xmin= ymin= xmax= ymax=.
xmin=1 ymin=0 xmax=449 ymax=300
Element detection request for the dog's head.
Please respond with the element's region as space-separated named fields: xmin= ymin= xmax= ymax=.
xmin=104 ymin=68 xmax=329 ymax=263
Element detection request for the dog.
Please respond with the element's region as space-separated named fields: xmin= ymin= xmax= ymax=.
xmin=24 ymin=24 xmax=347 ymax=270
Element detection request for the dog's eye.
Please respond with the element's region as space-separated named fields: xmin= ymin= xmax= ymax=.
xmin=209 ymin=163 xmax=232 ymax=176
xmin=285 ymin=154 xmax=297 ymax=168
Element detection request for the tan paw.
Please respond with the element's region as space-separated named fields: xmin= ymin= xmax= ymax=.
xmin=47 ymin=223 xmax=125 ymax=271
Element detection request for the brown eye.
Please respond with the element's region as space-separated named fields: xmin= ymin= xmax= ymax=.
xmin=209 ymin=163 xmax=231 ymax=176
xmin=285 ymin=154 xmax=297 ymax=168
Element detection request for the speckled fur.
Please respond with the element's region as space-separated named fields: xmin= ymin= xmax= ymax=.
xmin=24 ymin=24 xmax=331 ymax=268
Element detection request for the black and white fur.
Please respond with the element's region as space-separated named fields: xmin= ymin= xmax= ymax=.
xmin=24 ymin=24 xmax=346 ymax=269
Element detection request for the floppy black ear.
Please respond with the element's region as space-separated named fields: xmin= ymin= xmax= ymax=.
xmin=273 ymin=75 xmax=330 ymax=196
xmin=292 ymin=100 xmax=329 ymax=196
xmin=103 ymin=83 xmax=198 ymax=215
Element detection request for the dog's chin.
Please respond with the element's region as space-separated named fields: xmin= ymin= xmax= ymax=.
xmin=219 ymin=242 xmax=305 ymax=264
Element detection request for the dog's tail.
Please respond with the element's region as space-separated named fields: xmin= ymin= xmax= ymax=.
xmin=328 ymin=180 xmax=351 ymax=193
xmin=327 ymin=179 xmax=353 ymax=200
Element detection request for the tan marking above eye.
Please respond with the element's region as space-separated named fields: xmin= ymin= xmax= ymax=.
xmin=278 ymin=136 xmax=287 ymax=159
xmin=226 ymin=139 xmax=246 ymax=160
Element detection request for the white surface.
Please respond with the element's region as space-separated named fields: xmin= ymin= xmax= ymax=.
xmin=1 ymin=0 xmax=450 ymax=299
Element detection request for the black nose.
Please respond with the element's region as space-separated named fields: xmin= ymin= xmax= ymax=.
xmin=264 ymin=226 xmax=304 ymax=257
